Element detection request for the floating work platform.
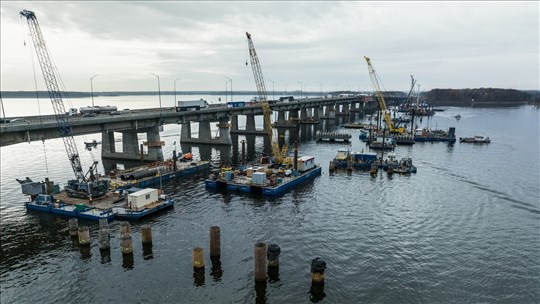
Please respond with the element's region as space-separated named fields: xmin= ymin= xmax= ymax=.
xmin=414 ymin=127 xmax=456 ymax=143
xmin=109 ymin=159 xmax=211 ymax=190
xmin=205 ymin=156 xmax=322 ymax=197
xmin=316 ymin=131 xmax=351 ymax=142
xmin=23 ymin=186 xmax=174 ymax=221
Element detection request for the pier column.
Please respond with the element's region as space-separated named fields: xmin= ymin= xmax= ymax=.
xmin=217 ymin=118 xmax=232 ymax=145
xmin=300 ymin=107 xmax=308 ymax=120
xmin=289 ymin=109 xmax=299 ymax=122
xmin=316 ymin=106 xmax=324 ymax=119
xmin=181 ymin=122 xmax=192 ymax=140
xmin=122 ymin=130 xmax=139 ymax=154
xmin=277 ymin=111 xmax=286 ymax=124
xmin=342 ymin=103 xmax=350 ymax=115
xmin=101 ymin=131 xmax=116 ymax=154
xmin=145 ymin=126 xmax=164 ymax=161
xmin=326 ymin=104 xmax=336 ymax=119
xmin=230 ymin=115 xmax=239 ymax=132
xmin=198 ymin=121 xmax=212 ymax=140
xmin=246 ymin=114 xmax=256 ymax=131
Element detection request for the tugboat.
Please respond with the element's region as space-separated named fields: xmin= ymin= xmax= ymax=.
xmin=394 ymin=157 xmax=417 ymax=174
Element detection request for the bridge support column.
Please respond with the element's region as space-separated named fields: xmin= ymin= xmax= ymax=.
xmin=101 ymin=131 xmax=116 ymax=155
xmin=300 ymin=107 xmax=308 ymax=120
xmin=342 ymin=103 xmax=350 ymax=115
xmin=217 ymin=118 xmax=232 ymax=145
xmin=198 ymin=121 xmax=212 ymax=140
xmin=317 ymin=106 xmax=324 ymax=119
xmin=181 ymin=122 xmax=192 ymax=140
xmin=289 ymin=110 xmax=299 ymax=122
xmin=325 ymin=104 xmax=336 ymax=119
xmin=277 ymin=111 xmax=286 ymax=124
xmin=145 ymin=126 xmax=164 ymax=161
xmin=246 ymin=114 xmax=256 ymax=131
xmin=230 ymin=115 xmax=239 ymax=132
xmin=122 ymin=130 xmax=139 ymax=154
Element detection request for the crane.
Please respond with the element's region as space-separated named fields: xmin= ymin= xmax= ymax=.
xmin=364 ymin=56 xmax=405 ymax=134
xmin=245 ymin=32 xmax=289 ymax=165
xmin=20 ymin=9 xmax=107 ymax=198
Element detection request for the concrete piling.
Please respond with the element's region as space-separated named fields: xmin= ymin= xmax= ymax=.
xmin=267 ymin=244 xmax=281 ymax=268
xmin=98 ymin=219 xmax=110 ymax=249
xmin=254 ymin=242 xmax=268 ymax=281
xmin=98 ymin=227 xmax=110 ymax=249
xmin=78 ymin=226 xmax=91 ymax=246
xmin=209 ymin=226 xmax=221 ymax=258
xmin=119 ymin=222 xmax=133 ymax=254
xmin=192 ymin=247 xmax=205 ymax=270
xmin=120 ymin=221 xmax=131 ymax=235
xmin=69 ymin=218 xmax=79 ymax=237
xmin=141 ymin=224 xmax=153 ymax=245
xmin=311 ymin=257 xmax=326 ymax=285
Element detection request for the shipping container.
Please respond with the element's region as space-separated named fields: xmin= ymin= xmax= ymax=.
xmin=297 ymin=156 xmax=316 ymax=172
xmin=251 ymin=172 xmax=267 ymax=185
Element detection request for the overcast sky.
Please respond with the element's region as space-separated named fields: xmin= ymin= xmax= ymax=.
xmin=1 ymin=1 xmax=538 ymax=93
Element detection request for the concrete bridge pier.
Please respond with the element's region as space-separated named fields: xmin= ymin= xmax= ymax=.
xmin=325 ymin=104 xmax=336 ymax=119
xmin=123 ymin=130 xmax=139 ymax=154
xmin=300 ymin=107 xmax=308 ymax=121
xmin=230 ymin=115 xmax=239 ymax=132
xmin=289 ymin=109 xmax=299 ymax=122
xmin=145 ymin=127 xmax=164 ymax=161
xmin=342 ymin=103 xmax=350 ymax=115
xmin=217 ymin=118 xmax=233 ymax=145
xmin=277 ymin=111 xmax=286 ymax=125
xmin=181 ymin=120 xmax=232 ymax=145
xmin=246 ymin=114 xmax=256 ymax=132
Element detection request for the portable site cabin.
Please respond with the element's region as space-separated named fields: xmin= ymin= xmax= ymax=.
xmin=297 ymin=156 xmax=316 ymax=172
xmin=127 ymin=188 xmax=158 ymax=211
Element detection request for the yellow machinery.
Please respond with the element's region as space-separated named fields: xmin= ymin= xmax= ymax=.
xmin=364 ymin=56 xmax=405 ymax=134
xmin=246 ymin=32 xmax=290 ymax=165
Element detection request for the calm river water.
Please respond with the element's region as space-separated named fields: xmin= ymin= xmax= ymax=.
xmin=1 ymin=95 xmax=539 ymax=303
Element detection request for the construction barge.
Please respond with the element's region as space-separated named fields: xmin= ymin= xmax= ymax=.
xmin=205 ymin=155 xmax=321 ymax=197
xmin=18 ymin=158 xmax=210 ymax=221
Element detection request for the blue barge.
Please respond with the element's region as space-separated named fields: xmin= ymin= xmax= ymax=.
xmin=206 ymin=156 xmax=322 ymax=197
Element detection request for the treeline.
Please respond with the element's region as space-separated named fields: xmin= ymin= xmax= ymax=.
xmin=424 ymin=88 xmax=535 ymax=105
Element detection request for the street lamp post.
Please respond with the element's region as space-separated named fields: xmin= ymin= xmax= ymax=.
xmin=225 ymin=77 xmax=232 ymax=102
xmin=150 ymin=73 xmax=162 ymax=115
xmin=225 ymin=79 xmax=231 ymax=103
xmin=298 ymin=81 xmax=303 ymax=99
xmin=268 ymin=79 xmax=275 ymax=101
xmin=174 ymin=77 xmax=181 ymax=107
xmin=90 ymin=74 xmax=98 ymax=107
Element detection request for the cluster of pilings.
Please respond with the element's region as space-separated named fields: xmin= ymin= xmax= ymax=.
xmin=191 ymin=226 xmax=327 ymax=301
xmin=69 ymin=218 xmax=153 ymax=267
xmin=315 ymin=131 xmax=351 ymax=142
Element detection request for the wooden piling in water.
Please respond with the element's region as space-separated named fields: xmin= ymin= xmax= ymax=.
xmin=78 ymin=226 xmax=90 ymax=246
xmin=98 ymin=228 xmax=110 ymax=249
xmin=254 ymin=242 xmax=267 ymax=281
xmin=209 ymin=226 xmax=221 ymax=257
xmin=69 ymin=218 xmax=79 ymax=237
xmin=120 ymin=221 xmax=131 ymax=235
xmin=141 ymin=224 xmax=152 ymax=245
xmin=192 ymin=247 xmax=205 ymax=270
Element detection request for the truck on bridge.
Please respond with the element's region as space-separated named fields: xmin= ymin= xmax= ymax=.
xmin=176 ymin=99 xmax=208 ymax=112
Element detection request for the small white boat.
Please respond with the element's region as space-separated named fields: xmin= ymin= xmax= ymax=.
xmin=459 ymin=135 xmax=490 ymax=143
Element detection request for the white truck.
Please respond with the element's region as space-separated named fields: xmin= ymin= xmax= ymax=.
xmin=176 ymin=99 xmax=208 ymax=112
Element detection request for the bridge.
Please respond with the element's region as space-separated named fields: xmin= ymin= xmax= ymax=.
xmin=0 ymin=96 xmax=377 ymax=161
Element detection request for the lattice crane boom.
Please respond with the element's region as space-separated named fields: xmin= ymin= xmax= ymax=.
xmin=245 ymin=32 xmax=287 ymax=164
xmin=364 ymin=56 xmax=404 ymax=134
xmin=20 ymin=10 xmax=85 ymax=182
